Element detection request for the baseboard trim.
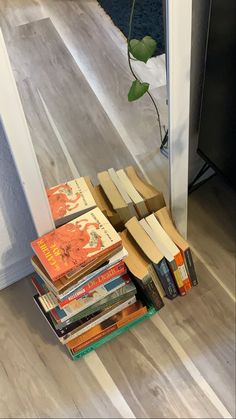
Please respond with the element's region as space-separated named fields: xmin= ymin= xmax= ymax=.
xmin=0 ymin=257 xmax=33 ymax=290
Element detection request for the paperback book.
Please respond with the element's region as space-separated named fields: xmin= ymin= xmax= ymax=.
xmin=31 ymin=207 xmax=122 ymax=281
xmin=47 ymin=177 xmax=96 ymax=226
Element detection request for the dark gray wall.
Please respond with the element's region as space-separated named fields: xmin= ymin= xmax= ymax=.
xmin=189 ymin=0 xmax=211 ymax=182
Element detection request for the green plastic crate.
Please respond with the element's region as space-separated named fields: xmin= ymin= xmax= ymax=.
xmin=68 ymin=305 xmax=157 ymax=360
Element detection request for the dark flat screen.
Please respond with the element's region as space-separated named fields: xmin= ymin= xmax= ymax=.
xmin=198 ymin=0 xmax=236 ymax=189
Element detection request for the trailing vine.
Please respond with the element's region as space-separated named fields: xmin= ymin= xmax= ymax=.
xmin=127 ymin=0 xmax=164 ymax=145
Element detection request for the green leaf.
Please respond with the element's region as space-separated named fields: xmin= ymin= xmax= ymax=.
xmin=129 ymin=36 xmax=157 ymax=63
xmin=128 ymin=80 xmax=149 ymax=102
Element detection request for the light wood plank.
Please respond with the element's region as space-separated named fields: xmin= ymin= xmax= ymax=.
xmin=0 ymin=0 xmax=169 ymax=197
xmin=158 ymin=257 xmax=236 ymax=416
xmin=98 ymin=321 xmax=224 ymax=418
xmin=0 ymin=278 xmax=122 ymax=419
xmin=0 ymin=0 xmax=45 ymax=40
xmin=188 ymin=177 xmax=236 ymax=296
xmin=16 ymin=78 xmax=74 ymax=188
xmin=0 ymin=2 xmax=235 ymax=418
xmin=6 ymin=18 xmax=137 ymax=187
xmin=39 ymin=0 xmax=169 ymax=197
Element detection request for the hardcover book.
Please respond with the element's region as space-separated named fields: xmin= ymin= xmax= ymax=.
xmin=31 ymin=207 xmax=122 ymax=281
xmin=47 ymin=177 xmax=96 ymax=226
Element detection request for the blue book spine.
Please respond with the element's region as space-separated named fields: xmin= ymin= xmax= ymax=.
xmin=153 ymin=258 xmax=178 ymax=299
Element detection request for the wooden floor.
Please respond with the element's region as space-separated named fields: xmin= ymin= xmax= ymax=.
xmin=0 ymin=1 xmax=235 ymax=418
xmin=0 ymin=0 xmax=168 ymax=195
xmin=0 ymin=177 xmax=235 ymax=418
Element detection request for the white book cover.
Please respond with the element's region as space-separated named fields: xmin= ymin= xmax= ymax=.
xmin=108 ymin=168 xmax=137 ymax=217
xmin=139 ymin=218 xmax=173 ymax=262
xmin=116 ymin=169 xmax=145 ymax=205
xmin=117 ymin=169 xmax=149 ymax=217
xmin=145 ymin=214 xmax=180 ymax=256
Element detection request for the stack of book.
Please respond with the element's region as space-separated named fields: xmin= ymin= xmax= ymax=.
xmin=97 ymin=166 xmax=166 ymax=225
xmin=31 ymin=207 xmax=155 ymax=360
xmin=45 ymin=167 xmax=166 ymax=230
xmin=31 ymin=167 xmax=198 ymax=360
xmin=123 ymin=208 xmax=197 ymax=301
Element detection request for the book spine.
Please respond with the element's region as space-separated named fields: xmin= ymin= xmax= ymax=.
xmin=31 ymin=276 xmax=47 ymax=296
xmin=168 ymin=260 xmax=186 ymax=296
xmin=63 ymin=296 xmax=136 ymax=343
xmin=184 ymin=249 xmax=198 ymax=286
xmin=117 ymin=306 xmax=147 ymax=327
xmin=71 ymin=306 xmax=147 ymax=353
xmin=174 ymin=253 xmax=192 ymax=291
xmin=153 ymin=259 xmax=178 ymax=299
xmin=136 ymin=277 xmax=164 ymax=310
xmin=59 ymin=262 xmax=127 ymax=308
xmin=71 ymin=324 xmax=117 ymax=353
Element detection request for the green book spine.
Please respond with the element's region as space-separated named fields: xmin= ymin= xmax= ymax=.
xmin=69 ymin=306 xmax=156 ymax=360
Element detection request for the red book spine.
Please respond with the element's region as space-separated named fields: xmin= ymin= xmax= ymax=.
xmin=59 ymin=261 xmax=127 ymax=308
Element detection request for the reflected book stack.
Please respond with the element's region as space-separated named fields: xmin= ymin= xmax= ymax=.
xmin=31 ymin=206 xmax=155 ymax=360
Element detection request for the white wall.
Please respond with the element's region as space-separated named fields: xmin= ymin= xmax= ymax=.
xmin=0 ymin=30 xmax=54 ymax=290
xmin=0 ymin=120 xmax=36 ymax=289
xmin=167 ymin=0 xmax=192 ymax=237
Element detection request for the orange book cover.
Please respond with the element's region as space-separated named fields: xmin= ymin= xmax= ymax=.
xmin=70 ymin=304 xmax=147 ymax=354
xmin=31 ymin=207 xmax=122 ymax=282
xmin=174 ymin=253 xmax=191 ymax=292
xmin=47 ymin=177 xmax=96 ymax=225
xmin=67 ymin=300 xmax=145 ymax=351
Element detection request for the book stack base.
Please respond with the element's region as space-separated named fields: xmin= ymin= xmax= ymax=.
xmin=69 ymin=306 xmax=156 ymax=360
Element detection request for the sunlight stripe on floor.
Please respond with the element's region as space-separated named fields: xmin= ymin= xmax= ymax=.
xmin=152 ymin=316 xmax=232 ymax=419
xmin=191 ymin=245 xmax=236 ymax=303
xmin=38 ymin=89 xmax=80 ymax=179
xmin=85 ymin=352 xmax=136 ymax=418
